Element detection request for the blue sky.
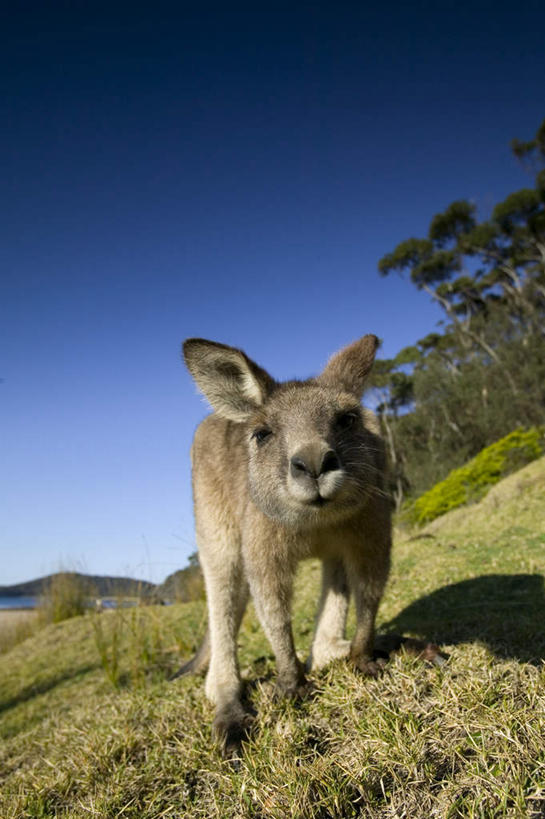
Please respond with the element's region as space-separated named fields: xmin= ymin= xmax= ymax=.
xmin=2 ymin=2 xmax=545 ymax=585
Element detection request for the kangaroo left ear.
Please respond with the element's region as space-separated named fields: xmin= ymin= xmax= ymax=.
xmin=317 ymin=334 xmax=379 ymax=398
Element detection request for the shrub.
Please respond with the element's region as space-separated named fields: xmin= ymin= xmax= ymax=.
xmin=159 ymin=561 xmax=205 ymax=603
xmin=407 ymin=426 xmax=545 ymax=525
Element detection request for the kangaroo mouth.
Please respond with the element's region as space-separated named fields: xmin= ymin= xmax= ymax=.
xmin=307 ymin=495 xmax=329 ymax=508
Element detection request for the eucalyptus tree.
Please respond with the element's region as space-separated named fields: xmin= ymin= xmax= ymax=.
xmin=374 ymin=117 xmax=545 ymax=498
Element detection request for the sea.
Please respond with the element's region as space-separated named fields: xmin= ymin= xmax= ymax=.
xmin=0 ymin=592 xmax=170 ymax=611
xmin=0 ymin=596 xmax=145 ymax=611
xmin=0 ymin=596 xmax=39 ymax=610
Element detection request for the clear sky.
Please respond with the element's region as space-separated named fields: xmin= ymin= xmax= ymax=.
xmin=2 ymin=2 xmax=545 ymax=585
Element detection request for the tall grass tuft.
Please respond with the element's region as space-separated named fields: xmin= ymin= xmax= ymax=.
xmin=91 ymin=606 xmax=172 ymax=689
xmin=92 ymin=610 xmax=122 ymax=688
xmin=127 ymin=609 xmax=164 ymax=686
xmin=38 ymin=572 xmax=92 ymax=625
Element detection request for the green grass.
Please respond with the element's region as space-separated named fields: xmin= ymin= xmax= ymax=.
xmin=1 ymin=458 xmax=544 ymax=818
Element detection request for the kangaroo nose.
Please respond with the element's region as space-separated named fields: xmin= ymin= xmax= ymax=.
xmin=290 ymin=448 xmax=340 ymax=480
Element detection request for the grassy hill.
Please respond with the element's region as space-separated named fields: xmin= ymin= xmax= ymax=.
xmin=1 ymin=458 xmax=544 ymax=818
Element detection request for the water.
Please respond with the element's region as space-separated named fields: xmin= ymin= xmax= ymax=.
xmin=0 ymin=596 xmax=38 ymax=610
xmin=0 ymin=596 xmax=161 ymax=610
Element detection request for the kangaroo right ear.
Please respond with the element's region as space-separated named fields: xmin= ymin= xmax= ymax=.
xmin=183 ymin=339 xmax=276 ymax=422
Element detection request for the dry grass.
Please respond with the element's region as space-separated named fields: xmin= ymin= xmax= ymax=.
xmin=0 ymin=610 xmax=38 ymax=655
xmin=1 ymin=458 xmax=544 ymax=818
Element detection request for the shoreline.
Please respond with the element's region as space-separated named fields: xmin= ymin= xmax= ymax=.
xmin=0 ymin=609 xmax=38 ymax=626
xmin=0 ymin=609 xmax=38 ymax=652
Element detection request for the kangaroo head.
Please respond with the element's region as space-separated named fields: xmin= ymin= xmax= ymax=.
xmin=183 ymin=335 xmax=381 ymax=527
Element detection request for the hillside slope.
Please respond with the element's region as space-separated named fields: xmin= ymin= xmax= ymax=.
xmin=421 ymin=453 xmax=545 ymax=538
xmin=1 ymin=460 xmax=544 ymax=818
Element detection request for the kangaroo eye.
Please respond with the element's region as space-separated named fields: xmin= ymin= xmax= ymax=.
xmin=252 ymin=427 xmax=273 ymax=445
xmin=336 ymin=411 xmax=358 ymax=430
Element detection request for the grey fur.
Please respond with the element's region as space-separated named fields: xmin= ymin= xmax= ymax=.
xmin=179 ymin=334 xmax=392 ymax=752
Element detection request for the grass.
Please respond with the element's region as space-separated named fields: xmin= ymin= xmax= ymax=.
xmin=1 ymin=458 xmax=544 ymax=817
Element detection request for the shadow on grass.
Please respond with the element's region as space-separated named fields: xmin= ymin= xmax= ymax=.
xmin=0 ymin=665 xmax=97 ymax=718
xmin=382 ymin=573 xmax=545 ymax=664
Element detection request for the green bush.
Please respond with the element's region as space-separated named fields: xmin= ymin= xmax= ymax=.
xmin=407 ymin=426 xmax=545 ymax=526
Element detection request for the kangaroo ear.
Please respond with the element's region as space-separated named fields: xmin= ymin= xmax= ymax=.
xmin=183 ymin=339 xmax=276 ymax=422
xmin=318 ymin=334 xmax=379 ymax=398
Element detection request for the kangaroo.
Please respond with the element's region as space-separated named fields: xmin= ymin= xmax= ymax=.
xmin=177 ymin=334 xmax=392 ymax=754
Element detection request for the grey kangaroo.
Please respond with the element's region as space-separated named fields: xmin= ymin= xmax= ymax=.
xmin=178 ymin=334 xmax=393 ymax=754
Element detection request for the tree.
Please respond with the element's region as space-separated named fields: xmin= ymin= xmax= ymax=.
xmin=373 ymin=117 xmax=545 ymax=499
xmin=368 ymin=355 xmax=414 ymax=509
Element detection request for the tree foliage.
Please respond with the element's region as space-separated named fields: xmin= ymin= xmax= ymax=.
xmin=372 ymin=117 xmax=545 ymax=506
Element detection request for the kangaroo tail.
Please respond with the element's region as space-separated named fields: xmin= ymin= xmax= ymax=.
xmin=170 ymin=627 xmax=210 ymax=680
